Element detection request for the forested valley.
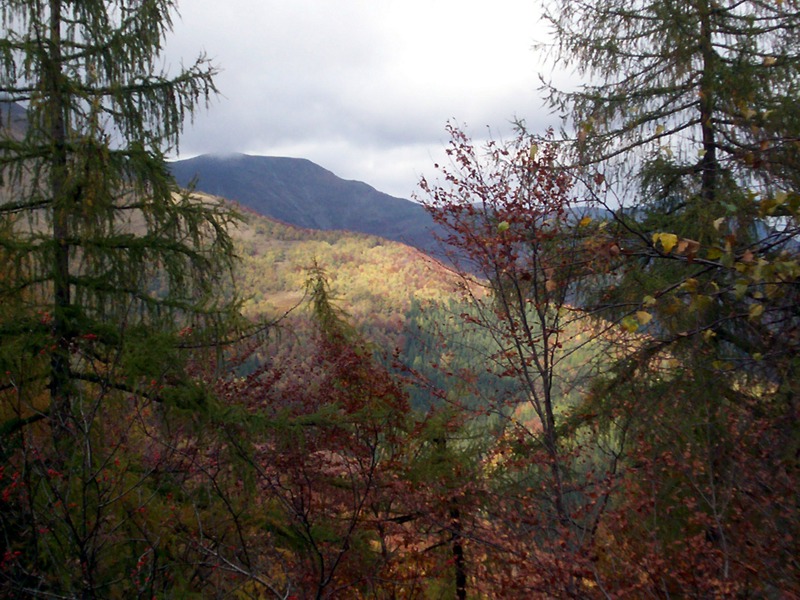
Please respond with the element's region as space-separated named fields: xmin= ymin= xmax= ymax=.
xmin=1 ymin=0 xmax=798 ymax=598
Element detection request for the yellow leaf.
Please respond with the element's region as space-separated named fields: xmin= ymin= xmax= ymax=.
xmin=763 ymin=56 xmax=777 ymax=66
xmin=643 ymin=295 xmax=657 ymax=306
xmin=497 ymin=221 xmax=510 ymax=232
xmin=653 ymin=232 xmax=679 ymax=253
xmin=636 ymin=311 xmax=652 ymax=325
xmin=713 ymin=217 xmax=725 ymax=231
xmin=681 ymin=278 xmax=699 ymax=292
xmin=749 ymin=304 xmax=764 ymax=320
xmin=662 ymin=233 xmax=678 ymax=253
xmin=621 ymin=316 xmax=639 ymax=333
xmin=655 ymin=124 xmax=665 ymax=135
xmin=529 ymin=144 xmax=539 ymax=160
xmin=579 ymin=215 xmax=592 ymax=227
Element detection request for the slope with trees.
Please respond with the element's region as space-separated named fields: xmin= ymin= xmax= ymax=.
xmin=184 ymin=271 xmax=465 ymax=598
xmin=398 ymin=1 xmax=800 ymax=592
xmin=1 ymin=0 xmax=796 ymax=596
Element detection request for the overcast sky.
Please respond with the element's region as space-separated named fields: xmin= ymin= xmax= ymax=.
xmin=165 ymin=0 xmax=568 ymax=199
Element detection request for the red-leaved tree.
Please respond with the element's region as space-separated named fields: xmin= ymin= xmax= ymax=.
xmin=418 ymin=124 xmax=622 ymax=597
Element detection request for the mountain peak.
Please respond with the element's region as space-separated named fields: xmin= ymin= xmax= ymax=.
xmin=169 ymin=154 xmax=439 ymax=254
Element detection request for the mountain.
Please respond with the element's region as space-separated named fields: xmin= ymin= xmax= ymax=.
xmin=0 ymin=102 xmax=28 ymax=140
xmin=169 ymin=153 xmax=442 ymax=255
xmin=189 ymin=190 xmax=463 ymax=356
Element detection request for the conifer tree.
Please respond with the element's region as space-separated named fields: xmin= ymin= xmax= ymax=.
xmin=540 ymin=0 xmax=800 ymax=593
xmin=543 ymin=0 xmax=800 ymax=205
xmin=541 ymin=0 xmax=800 ymax=409
xmin=0 ymin=0 xmax=239 ymax=594
xmin=0 ymin=0 xmax=236 ymax=421
xmin=541 ymin=0 xmax=800 ymax=403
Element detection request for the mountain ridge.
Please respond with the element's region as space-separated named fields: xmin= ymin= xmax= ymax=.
xmin=0 ymin=101 xmax=29 ymax=140
xmin=169 ymin=153 xmax=441 ymax=255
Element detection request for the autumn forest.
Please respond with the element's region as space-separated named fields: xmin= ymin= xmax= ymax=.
xmin=1 ymin=0 xmax=798 ymax=598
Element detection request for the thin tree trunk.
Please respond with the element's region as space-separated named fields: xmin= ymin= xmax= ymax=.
xmin=450 ymin=502 xmax=467 ymax=600
xmin=698 ymin=0 xmax=717 ymax=207
xmin=47 ymin=0 xmax=73 ymax=446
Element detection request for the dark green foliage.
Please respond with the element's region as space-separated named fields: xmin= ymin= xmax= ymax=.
xmin=541 ymin=0 xmax=800 ymax=593
xmin=401 ymin=298 xmax=537 ymax=412
xmin=0 ymin=0 xmax=239 ymax=414
xmin=542 ymin=0 xmax=800 ymax=194
xmin=0 ymin=0 xmax=242 ymax=596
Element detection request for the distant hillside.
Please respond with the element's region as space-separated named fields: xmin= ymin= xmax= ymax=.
xmin=0 ymin=102 xmax=28 ymax=140
xmin=169 ymin=153 xmax=442 ymax=255
xmin=194 ymin=192 xmax=461 ymax=349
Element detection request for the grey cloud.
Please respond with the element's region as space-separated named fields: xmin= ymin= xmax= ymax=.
xmin=167 ymin=0 xmax=559 ymax=198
